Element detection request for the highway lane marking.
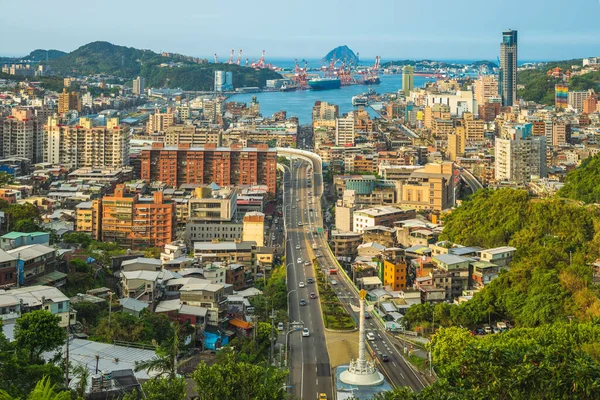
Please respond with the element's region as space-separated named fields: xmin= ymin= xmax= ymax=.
xmin=393 ymin=362 xmax=398 ymax=367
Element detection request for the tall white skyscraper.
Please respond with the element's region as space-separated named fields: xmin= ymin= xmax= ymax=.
xmin=133 ymin=76 xmax=145 ymax=95
xmin=214 ymin=71 xmax=233 ymax=92
xmin=495 ymin=123 xmax=546 ymax=184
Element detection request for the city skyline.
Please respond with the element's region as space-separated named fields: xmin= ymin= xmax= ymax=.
xmin=2 ymin=0 xmax=600 ymax=60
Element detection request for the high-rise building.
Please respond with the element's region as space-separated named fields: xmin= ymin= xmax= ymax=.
xmin=1 ymin=107 xmax=44 ymax=163
xmin=583 ymin=93 xmax=598 ymax=114
xmin=335 ymin=113 xmax=355 ymax=146
xmin=499 ymin=30 xmax=518 ymax=107
xmin=75 ymin=199 xmax=101 ymax=239
xmin=465 ymin=118 xmax=485 ymax=141
xmin=140 ymin=143 xmax=278 ymax=195
xmin=164 ymin=125 xmax=222 ymax=147
xmin=146 ymin=108 xmax=175 ymax=134
xmin=550 ymin=120 xmax=571 ymax=147
xmin=312 ymin=101 xmax=339 ymax=121
xmin=101 ymin=186 xmax=175 ymax=249
xmin=402 ymin=66 xmax=414 ymax=96
xmin=474 ymin=75 xmax=499 ymax=106
xmin=242 ymin=211 xmax=265 ymax=247
xmin=57 ymin=89 xmax=81 ymax=114
xmin=447 ymin=126 xmax=467 ymax=161
xmin=555 ymin=84 xmax=569 ymax=109
xmin=495 ymin=123 xmax=546 ymax=183
xmin=214 ymin=71 xmax=233 ymax=92
xmin=45 ymin=117 xmax=130 ymax=168
xmin=133 ymin=76 xmax=145 ymax=95
xmin=568 ymin=90 xmax=594 ymax=112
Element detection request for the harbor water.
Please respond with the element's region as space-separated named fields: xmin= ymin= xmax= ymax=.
xmin=227 ymin=74 xmax=435 ymax=125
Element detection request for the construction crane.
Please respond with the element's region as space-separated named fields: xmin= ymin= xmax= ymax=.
xmin=292 ymin=58 xmax=309 ymax=89
xmin=227 ymin=49 xmax=235 ymax=64
xmin=245 ymin=58 xmax=249 ymax=67
xmin=235 ymin=50 xmax=242 ymax=65
xmin=214 ymin=53 xmax=219 ymax=63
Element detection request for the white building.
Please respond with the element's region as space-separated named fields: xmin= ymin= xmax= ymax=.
xmin=419 ymin=91 xmax=476 ymax=117
xmin=133 ymin=76 xmax=145 ymax=95
xmin=214 ymin=71 xmax=233 ymax=92
xmin=495 ymin=123 xmax=546 ymax=184
xmin=336 ymin=113 xmax=355 ymax=146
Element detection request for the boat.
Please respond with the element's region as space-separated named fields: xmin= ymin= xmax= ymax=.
xmin=308 ymin=77 xmax=341 ymax=90
xmin=280 ymin=84 xmax=298 ymax=92
xmin=352 ymin=95 xmax=368 ymax=106
xmin=362 ymin=76 xmax=380 ymax=85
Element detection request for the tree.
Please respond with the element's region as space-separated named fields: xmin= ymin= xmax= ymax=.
xmin=134 ymin=324 xmax=181 ymax=379
xmin=0 ymin=376 xmax=70 ymax=400
xmin=192 ymin=349 xmax=288 ymax=400
xmin=0 ymin=172 xmax=14 ymax=187
xmin=14 ymin=311 xmax=65 ymax=364
xmin=143 ymin=247 xmax=161 ymax=259
xmin=70 ymin=364 xmax=89 ymax=399
xmin=123 ymin=377 xmax=187 ymax=400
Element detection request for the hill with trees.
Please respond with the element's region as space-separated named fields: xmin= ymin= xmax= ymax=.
xmin=44 ymin=41 xmax=281 ymax=90
xmin=558 ymin=152 xmax=600 ymax=204
xmin=518 ymin=59 xmax=600 ymax=104
xmin=322 ymin=45 xmax=359 ymax=64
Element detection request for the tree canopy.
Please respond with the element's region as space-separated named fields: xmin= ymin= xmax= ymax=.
xmin=14 ymin=311 xmax=65 ymax=364
xmin=558 ymin=152 xmax=600 ymax=204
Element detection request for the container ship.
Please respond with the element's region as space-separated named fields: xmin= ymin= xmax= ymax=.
xmin=308 ymin=77 xmax=341 ymax=90
xmin=362 ymin=76 xmax=380 ymax=85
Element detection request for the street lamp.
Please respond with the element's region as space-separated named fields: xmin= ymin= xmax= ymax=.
xmin=284 ymin=321 xmax=304 ymax=367
xmin=286 ymin=288 xmax=297 ymax=318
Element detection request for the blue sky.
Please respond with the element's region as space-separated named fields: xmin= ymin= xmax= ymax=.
xmin=2 ymin=0 xmax=600 ymax=61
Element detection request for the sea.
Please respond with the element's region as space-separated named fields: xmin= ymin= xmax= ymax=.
xmin=227 ymin=74 xmax=435 ymax=125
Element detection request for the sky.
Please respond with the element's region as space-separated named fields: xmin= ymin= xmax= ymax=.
xmin=2 ymin=0 xmax=600 ymax=61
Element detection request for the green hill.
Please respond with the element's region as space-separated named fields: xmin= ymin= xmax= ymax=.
xmin=558 ymin=153 xmax=600 ymax=203
xmin=25 ymin=49 xmax=66 ymax=61
xmin=46 ymin=41 xmax=282 ymax=90
xmin=321 ymin=45 xmax=358 ymax=64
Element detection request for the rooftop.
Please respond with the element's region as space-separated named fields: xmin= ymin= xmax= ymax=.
xmin=354 ymin=206 xmax=409 ymax=217
xmin=433 ymin=254 xmax=470 ymax=265
xmin=481 ymin=246 xmax=517 ymax=255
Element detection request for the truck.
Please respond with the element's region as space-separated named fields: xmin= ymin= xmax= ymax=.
xmin=312 ymin=243 xmax=318 ymax=250
xmin=496 ymin=321 xmax=508 ymax=332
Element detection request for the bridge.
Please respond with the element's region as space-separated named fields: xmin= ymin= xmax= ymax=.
xmin=276 ymin=148 xmax=324 ymax=198
xmin=459 ymin=167 xmax=484 ymax=192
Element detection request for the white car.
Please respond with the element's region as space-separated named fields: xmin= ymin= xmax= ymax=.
xmin=277 ymin=322 xmax=284 ymax=331
xmin=295 ymin=244 xmax=301 ymax=250
xmin=366 ymin=332 xmax=376 ymax=341
xmin=297 ymin=258 xmax=302 ymax=264
xmin=302 ymin=328 xmax=310 ymax=337
xmin=299 ymin=282 xmax=305 ymax=288
xmin=298 ymin=222 xmax=303 ymax=226
xmin=330 ymin=280 xmax=338 ymax=285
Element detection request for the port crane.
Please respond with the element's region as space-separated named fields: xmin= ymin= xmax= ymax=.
xmin=291 ymin=59 xmax=309 ymax=89
xmin=235 ymin=50 xmax=242 ymax=65
xmin=227 ymin=49 xmax=235 ymax=64
xmin=214 ymin=53 xmax=219 ymax=63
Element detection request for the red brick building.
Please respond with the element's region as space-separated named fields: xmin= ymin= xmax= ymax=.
xmin=140 ymin=143 xmax=278 ymax=195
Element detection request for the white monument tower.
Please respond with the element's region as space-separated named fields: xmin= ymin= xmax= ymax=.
xmin=340 ymin=289 xmax=385 ymax=386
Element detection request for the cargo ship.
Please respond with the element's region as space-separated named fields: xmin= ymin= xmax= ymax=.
xmin=362 ymin=76 xmax=381 ymax=85
xmin=308 ymin=77 xmax=341 ymax=90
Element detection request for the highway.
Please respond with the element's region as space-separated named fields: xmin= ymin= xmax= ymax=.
xmin=282 ymin=161 xmax=332 ymax=400
xmin=459 ymin=167 xmax=484 ymax=192
xmin=305 ymin=161 xmax=427 ymax=393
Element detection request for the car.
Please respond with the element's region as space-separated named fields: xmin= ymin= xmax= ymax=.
xmin=380 ymin=353 xmax=389 ymax=362
xmin=475 ymin=327 xmax=485 ymax=335
xmin=302 ymin=328 xmax=310 ymax=337
xmin=299 ymin=282 xmax=305 ymax=288
xmin=310 ymin=292 xmax=316 ymax=299
xmin=297 ymin=258 xmax=302 ymax=264
xmin=307 ymin=277 xmax=314 ymax=284
xmin=483 ymin=325 xmax=493 ymax=334
xmin=330 ymin=280 xmax=338 ymax=285
xmin=365 ymin=312 xmax=371 ymax=319
xmin=295 ymin=244 xmax=301 ymax=250
xmin=304 ymin=261 xmax=311 ymax=266
xmin=318 ymin=394 xmax=328 ymax=400
xmin=277 ymin=322 xmax=284 ymax=331
xmin=299 ymin=299 xmax=307 ymax=306
xmin=298 ymin=222 xmax=303 ymax=226
xmin=292 ymin=205 xmax=296 ymax=209
xmin=366 ymin=332 xmax=376 ymax=341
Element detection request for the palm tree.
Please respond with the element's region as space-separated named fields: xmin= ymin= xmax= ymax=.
xmin=71 ymin=364 xmax=90 ymax=399
xmin=134 ymin=323 xmax=182 ymax=379
xmin=0 ymin=376 xmax=71 ymax=400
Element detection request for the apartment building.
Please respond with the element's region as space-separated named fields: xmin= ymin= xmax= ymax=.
xmin=397 ymin=162 xmax=455 ymax=211
xmin=474 ymin=75 xmax=499 ymax=106
xmin=146 ymin=109 xmax=175 ymax=134
xmin=353 ymin=206 xmax=415 ymax=233
xmin=242 ymin=212 xmax=265 ymax=247
xmin=330 ymin=230 xmax=362 ymax=262
xmin=465 ymin=118 xmax=485 ymax=141
xmin=140 ymin=143 xmax=277 ymax=195
xmin=383 ymin=259 xmax=407 ymax=291
xmin=101 ymin=185 xmax=175 ymax=249
xmin=568 ymin=90 xmax=594 ymax=112
xmin=185 ymin=186 xmax=243 ymax=243
xmin=75 ymin=199 xmax=101 ymax=239
xmin=164 ymin=125 xmax=221 ymax=147
xmin=1 ymin=107 xmax=44 ymax=163
xmin=336 ymin=114 xmax=355 ymax=146
xmin=45 ymin=117 xmax=129 ymax=168
xmin=495 ymin=123 xmax=546 ymax=183
xmin=57 ymin=89 xmax=81 ymax=114
xmin=447 ymin=126 xmax=466 ymax=161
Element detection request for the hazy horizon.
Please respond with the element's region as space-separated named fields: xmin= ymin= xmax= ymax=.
xmin=2 ymin=0 xmax=600 ymax=61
